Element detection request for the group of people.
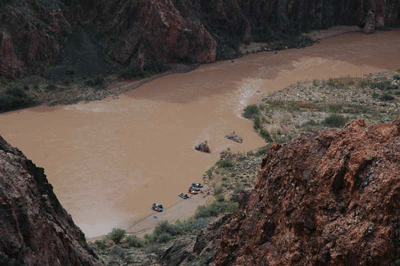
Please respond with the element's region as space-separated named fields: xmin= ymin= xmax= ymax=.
xmin=187 ymin=182 xmax=203 ymax=195
xmin=151 ymin=183 xmax=204 ymax=212
xmin=151 ymin=203 xmax=163 ymax=212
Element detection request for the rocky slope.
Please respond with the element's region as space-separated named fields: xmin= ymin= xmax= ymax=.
xmin=212 ymin=118 xmax=400 ymax=265
xmin=1 ymin=0 xmax=400 ymax=78
xmin=0 ymin=136 xmax=102 ymax=266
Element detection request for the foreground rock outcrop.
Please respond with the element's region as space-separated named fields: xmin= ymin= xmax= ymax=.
xmin=0 ymin=136 xmax=102 ymax=266
xmin=213 ymin=119 xmax=400 ymax=265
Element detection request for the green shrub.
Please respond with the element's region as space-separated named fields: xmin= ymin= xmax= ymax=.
xmin=217 ymin=159 xmax=234 ymax=168
xmin=303 ymin=119 xmax=319 ymax=126
xmin=379 ymin=93 xmax=395 ymax=101
xmin=86 ymin=75 xmax=105 ymax=88
xmin=194 ymin=201 xmax=238 ymax=219
xmin=328 ymin=104 xmax=344 ymax=113
xmin=230 ymin=184 xmax=244 ymax=201
xmin=46 ymin=83 xmax=57 ymax=91
xmin=126 ymin=235 xmax=144 ymax=247
xmin=216 ymin=194 xmax=225 ymax=202
xmin=109 ymin=246 xmax=125 ymax=258
xmin=213 ymin=185 xmax=223 ymax=196
xmin=393 ymin=74 xmax=400 ymax=80
xmin=253 ymin=115 xmax=262 ymax=130
xmin=148 ymin=218 xmax=213 ymax=243
xmin=323 ymin=114 xmax=348 ymax=128
xmin=108 ymin=228 xmax=126 ymax=244
xmin=0 ymin=88 xmax=37 ymax=113
xmin=360 ymin=79 xmax=391 ymax=90
xmin=205 ymin=169 xmax=212 ymax=178
xmin=243 ymin=104 xmax=260 ymax=119
xmin=255 ymin=145 xmax=270 ymax=157
xmin=94 ymin=240 xmax=107 ymax=250
xmin=259 ymin=129 xmax=273 ymax=142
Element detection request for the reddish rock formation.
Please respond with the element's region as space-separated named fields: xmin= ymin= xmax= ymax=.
xmin=1 ymin=0 xmax=400 ymax=78
xmin=213 ymin=119 xmax=400 ymax=265
xmin=0 ymin=136 xmax=102 ymax=266
xmin=0 ymin=2 xmax=70 ymax=77
xmin=0 ymin=32 xmax=24 ymax=78
xmin=105 ymin=0 xmax=216 ymax=67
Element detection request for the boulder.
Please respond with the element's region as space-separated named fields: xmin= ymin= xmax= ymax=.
xmin=195 ymin=141 xmax=211 ymax=153
xmin=224 ymin=132 xmax=243 ymax=143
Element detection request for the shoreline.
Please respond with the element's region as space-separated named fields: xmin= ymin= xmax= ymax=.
xmin=83 ymin=26 xmax=390 ymax=240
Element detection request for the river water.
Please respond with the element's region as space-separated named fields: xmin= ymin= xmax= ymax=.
xmin=1 ymin=29 xmax=399 ymax=238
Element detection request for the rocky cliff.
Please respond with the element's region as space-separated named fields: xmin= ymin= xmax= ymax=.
xmin=0 ymin=136 xmax=102 ymax=266
xmin=1 ymin=0 xmax=400 ymax=78
xmin=212 ymin=119 xmax=400 ymax=265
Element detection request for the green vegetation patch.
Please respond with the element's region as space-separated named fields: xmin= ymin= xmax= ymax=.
xmin=243 ymin=104 xmax=260 ymax=119
xmin=0 ymin=87 xmax=38 ymax=113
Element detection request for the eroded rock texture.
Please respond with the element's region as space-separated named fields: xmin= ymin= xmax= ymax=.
xmin=213 ymin=119 xmax=400 ymax=265
xmin=1 ymin=0 xmax=400 ymax=78
xmin=0 ymin=136 xmax=102 ymax=266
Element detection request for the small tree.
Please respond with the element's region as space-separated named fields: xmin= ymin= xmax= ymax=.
xmin=108 ymin=228 xmax=126 ymax=244
xmin=126 ymin=235 xmax=144 ymax=247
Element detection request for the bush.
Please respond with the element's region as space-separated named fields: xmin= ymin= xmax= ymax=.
xmin=86 ymin=75 xmax=105 ymax=88
xmin=217 ymin=159 xmax=234 ymax=168
xmin=0 ymin=88 xmax=37 ymax=113
xmin=108 ymin=228 xmax=126 ymax=244
xmin=259 ymin=129 xmax=273 ymax=142
xmin=323 ymin=114 xmax=348 ymax=128
xmin=243 ymin=104 xmax=260 ymax=119
xmin=205 ymin=169 xmax=212 ymax=178
xmin=360 ymin=79 xmax=391 ymax=90
xmin=216 ymin=194 xmax=225 ymax=202
xmin=213 ymin=185 xmax=223 ymax=195
xmin=253 ymin=115 xmax=262 ymax=130
xmin=148 ymin=218 xmax=213 ymax=243
xmin=94 ymin=240 xmax=107 ymax=250
xmin=379 ymin=93 xmax=395 ymax=101
xmin=255 ymin=145 xmax=270 ymax=157
xmin=46 ymin=83 xmax=57 ymax=91
xmin=194 ymin=201 xmax=238 ymax=219
xmin=230 ymin=185 xmax=244 ymax=201
xmin=109 ymin=246 xmax=125 ymax=258
xmin=126 ymin=235 xmax=144 ymax=248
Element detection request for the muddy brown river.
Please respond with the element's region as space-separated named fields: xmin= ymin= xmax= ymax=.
xmin=1 ymin=29 xmax=399 ymax=238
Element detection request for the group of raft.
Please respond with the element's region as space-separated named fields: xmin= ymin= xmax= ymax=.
xmin=151 ymin=183 xmax=203 ymax=213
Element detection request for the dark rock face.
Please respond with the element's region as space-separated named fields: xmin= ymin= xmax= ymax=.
xmin=1 ymin=0 xmax=400 ymax=78
xmin=0 ymin=1 xmax=71 ymax=78
xmin=213 ymin=119 xmax=400 ymax=265
xmin=0 ymin=136 xmax=102 ymax=266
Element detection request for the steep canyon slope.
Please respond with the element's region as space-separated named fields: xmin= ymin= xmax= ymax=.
xmin=0 ymin=136 xmax=102 ymax=266
xmin=212 ymin=119 xmax=400 ymax=265
xmin=1 ymin=0 xmax=400 ymax=78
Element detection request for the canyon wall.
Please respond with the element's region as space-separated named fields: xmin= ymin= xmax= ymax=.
xmin=1 ymin=0 xmax=399 ymax=78
xmin=212 ymin=119 xmax=400 ymax=265
xmin=0 ymin=136 xmax=102 ymax=266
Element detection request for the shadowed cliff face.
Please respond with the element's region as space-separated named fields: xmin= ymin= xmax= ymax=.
xmin=0 ymin=136 xmax=102 ymax=266
xmin=212 ymin=119 xmax=400 ymax=265
xmin=1 ymin=0 xmax=400 ymax=78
